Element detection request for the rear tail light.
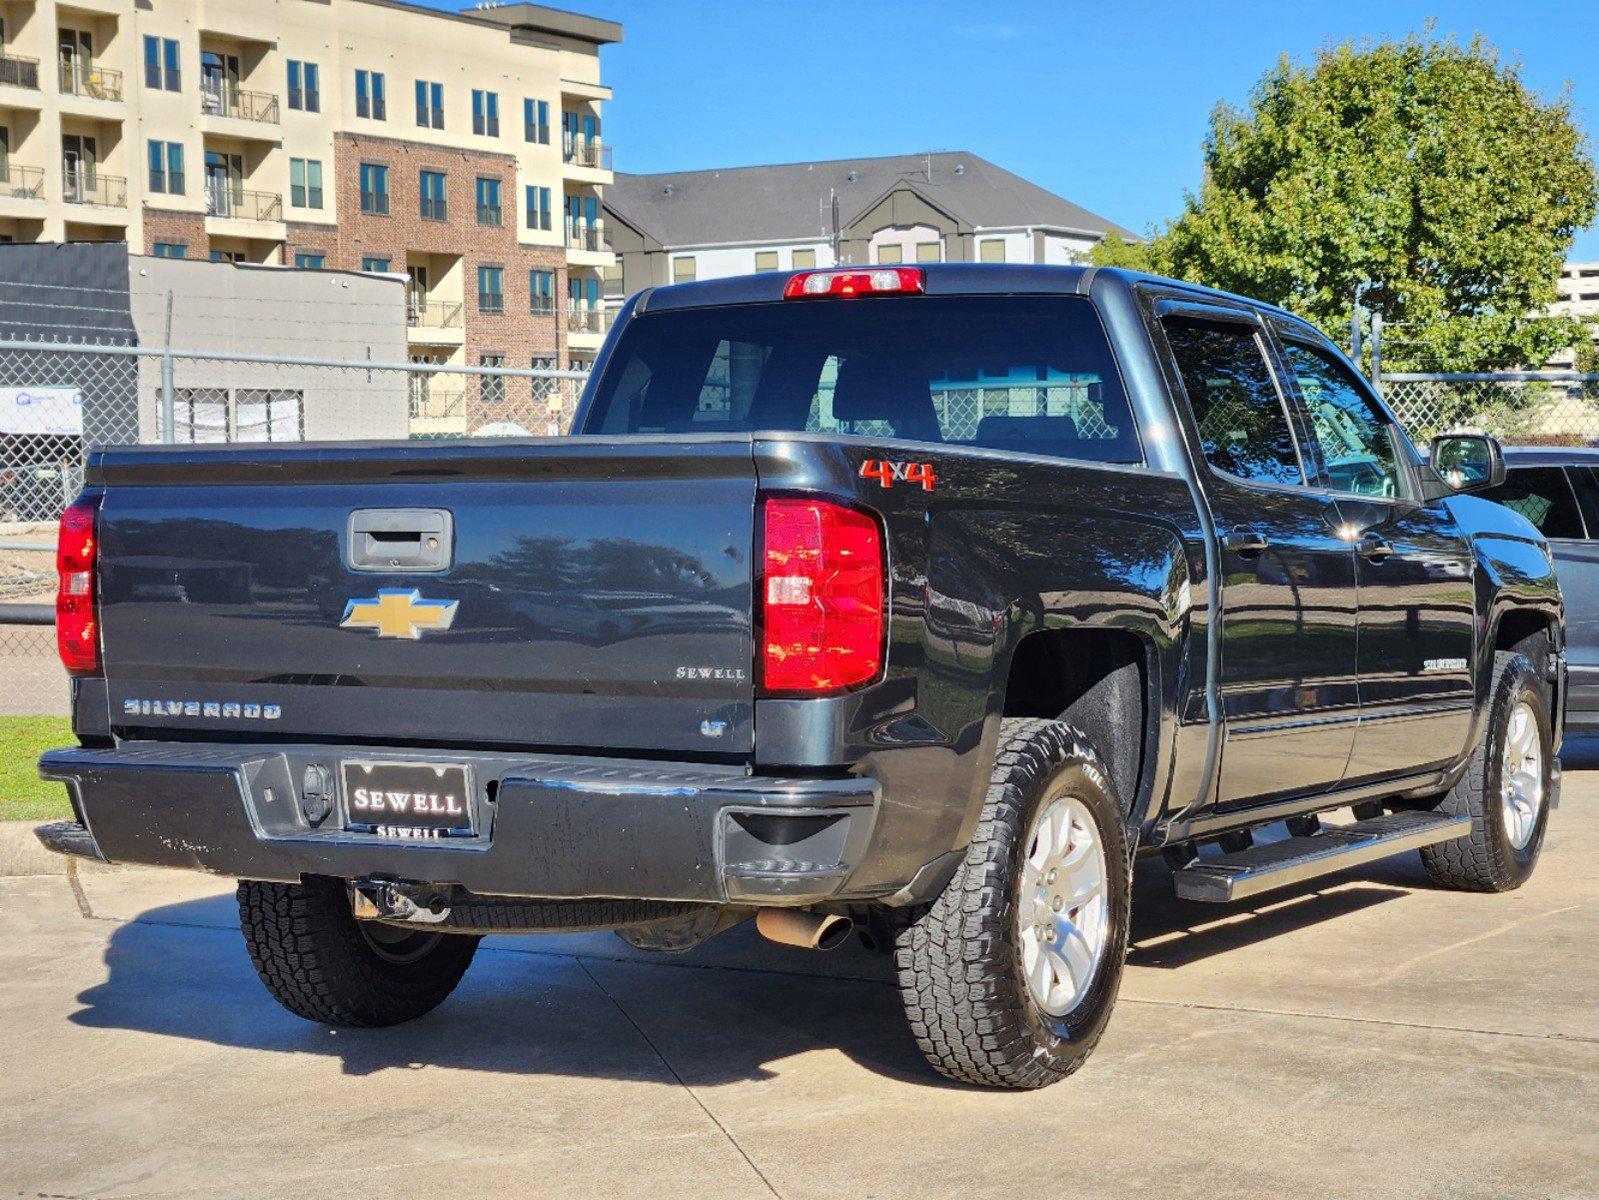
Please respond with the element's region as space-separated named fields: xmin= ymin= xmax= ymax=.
xmin=761 ymin=497 xmax=884 ymax=694
xmin=56 ymin=494 xmax=100 ymax=675
xmin=783 ymin=267 xmax=924 ymax=300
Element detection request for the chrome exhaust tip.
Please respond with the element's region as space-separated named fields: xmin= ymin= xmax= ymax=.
xmin=755 ymin=908 xmax=853 ymax=951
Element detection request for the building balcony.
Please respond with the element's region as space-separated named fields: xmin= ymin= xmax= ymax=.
xmin=58 ymin=59 xmax=122 ymax=103
xmin=565 ymin=220 xmax=604 ymax=253
xmin=206 ymin=186 xmax=282 ymax=222
xmin=200 ymin=85 xmax=280 ymax=134
xmin=0 ymin=164 xmax=46 ymax=202
xmin=408 ymin=388 xmax=465 ymax=421
xmin=62 ymin=170 xmax=126 ymax=208
xmin=566 ymin=304 xmax=610 ymax=336
xmin=407 ymin=301 xmax=465 ymax=347
xmin=0 ymin=54 xmax=41 ymax=93
xmin=562 ymin=138 xmax=612 ymax=172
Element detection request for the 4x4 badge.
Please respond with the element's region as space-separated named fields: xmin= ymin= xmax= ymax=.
xmin=340 ymin=589 xmax=459 ymax=639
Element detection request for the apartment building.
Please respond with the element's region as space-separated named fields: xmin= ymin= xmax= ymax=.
xmin=603 ymin=151 xmax=1133 ymax=299
xmin=0 ymin=0 xmax=618 ymax=432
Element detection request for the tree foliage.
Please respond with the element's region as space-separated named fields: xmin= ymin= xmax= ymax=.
xmin=1145 ymin=31 xmax=1598 ymax=371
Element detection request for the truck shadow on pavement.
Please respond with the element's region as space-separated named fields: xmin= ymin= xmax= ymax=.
xmin=65 ymin=836 xmax=1483 ymax=1088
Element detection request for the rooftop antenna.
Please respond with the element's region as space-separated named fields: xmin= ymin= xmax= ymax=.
xmin=925 ymin=153 xmax=931 ymax=182
xmin=830 ymin=189 xmax=841 ymax=262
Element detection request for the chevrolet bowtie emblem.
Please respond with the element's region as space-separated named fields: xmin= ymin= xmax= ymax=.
xmin=340 ymin=589 xmax=459 ymax=639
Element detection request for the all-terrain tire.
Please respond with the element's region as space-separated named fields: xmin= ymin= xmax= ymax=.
xmin=894 ymin=718 xmax=1132 ymax=1088
xmin=1419 ymin=652 xmax=1552 ymax=892
xmin=238 ymin=876 xmax=480 ymax=1027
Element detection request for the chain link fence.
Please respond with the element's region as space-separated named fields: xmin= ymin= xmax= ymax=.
xmin=1380 ymin=372 xmax=1599 ymax=445
xmin=1 ymin=335 xmax=589 ymax=672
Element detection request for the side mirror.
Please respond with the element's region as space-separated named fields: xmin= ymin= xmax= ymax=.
xmin=1427 ymin=433 xmax=1506 ymax=495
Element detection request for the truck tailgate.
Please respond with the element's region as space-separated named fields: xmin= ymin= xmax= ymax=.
xmin=91 ymin=438 xmax=757 ymax=755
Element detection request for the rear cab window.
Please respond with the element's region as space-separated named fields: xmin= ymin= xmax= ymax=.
xmin=583 ymin=295 xmax=1141 ymax=464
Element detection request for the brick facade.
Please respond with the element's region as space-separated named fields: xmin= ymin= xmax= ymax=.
xmin=274 ymin=131 xmax=576 ymax=428
xmin=141 ymin=209 xmax=208 ymax=259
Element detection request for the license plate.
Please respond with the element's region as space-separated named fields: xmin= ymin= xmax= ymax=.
xmin=342 ymin=760 xmax=474 ymax=838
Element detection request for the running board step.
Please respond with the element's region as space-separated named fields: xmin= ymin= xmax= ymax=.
xmin=1172 ymin=809 xmax=1470 ymax=903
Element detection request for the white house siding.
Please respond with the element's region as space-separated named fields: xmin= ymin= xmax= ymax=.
xmin=671 ymin=242 xmax=835 ymax=282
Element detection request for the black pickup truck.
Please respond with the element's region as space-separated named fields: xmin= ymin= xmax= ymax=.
xmin=37 ymin=264 xmax=1563 ymax=1089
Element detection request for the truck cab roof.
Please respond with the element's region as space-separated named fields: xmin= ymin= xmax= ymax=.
xmin=632 ymin=262 xmax=1304 ymax=326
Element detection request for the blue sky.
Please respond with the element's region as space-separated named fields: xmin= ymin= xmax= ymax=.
xmin=441 ymin=0 xmax=1599 ymax=259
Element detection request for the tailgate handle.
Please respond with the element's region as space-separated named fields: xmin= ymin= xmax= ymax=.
xmin=347 ymin=508 xmax=453 ymax=573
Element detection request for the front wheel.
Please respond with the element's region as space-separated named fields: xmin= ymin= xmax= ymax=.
xmin=238 ymin=876 xmax=480 ymax=1027
xmin=894 ymin=718 xmax=1131 ymax=1088
xmin=1420 ymin=651 xmax=1553 ymax=892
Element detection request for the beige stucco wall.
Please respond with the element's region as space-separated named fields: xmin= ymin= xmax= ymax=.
xmin=128 ymin=253 xmax=408 ymax=441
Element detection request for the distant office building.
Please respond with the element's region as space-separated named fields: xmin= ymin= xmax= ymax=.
xmin=602 ymin=151 xmax=1134 ymax=300
xmin=1548 ymin=261 xmax=1599 ymax=368
xmin=0 ymin=0 xmax=619 ymax=384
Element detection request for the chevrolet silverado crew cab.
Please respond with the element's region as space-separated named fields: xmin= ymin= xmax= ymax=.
xmin=37 ymin=264 xmax=1563 ymax=1089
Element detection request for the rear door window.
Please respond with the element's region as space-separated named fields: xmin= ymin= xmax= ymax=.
xmin=1161 ymin=316 xmax=1305 ymax=486
xmin=585 ymin=295 xmax=1140 ymax=464
xmin=1480 ymin=466 xmax=1588 ymax=539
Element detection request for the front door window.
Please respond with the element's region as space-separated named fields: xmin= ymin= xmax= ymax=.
xmin=1280 ymin=340 xmax=1405 ymax=499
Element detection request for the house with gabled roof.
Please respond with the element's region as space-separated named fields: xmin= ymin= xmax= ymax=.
xmin=601 ymin=150 xmax=1134 ymax=299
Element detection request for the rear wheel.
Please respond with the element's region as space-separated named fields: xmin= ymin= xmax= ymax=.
xmin=238 ymin=876 xmax=480 ymax=1027
xmin=894 ymin=718 xmax=1131 ymax=1088
xmin=1420 ymin=652 xmax=1552 ymax=892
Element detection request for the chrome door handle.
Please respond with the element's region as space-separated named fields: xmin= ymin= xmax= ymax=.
xmin=1358 ymin=534 xmax=1394 ymax=562
xmin=1224 ymin=529 xmax=1269 ymax=555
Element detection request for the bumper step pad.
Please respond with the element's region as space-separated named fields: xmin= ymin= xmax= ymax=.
xmin=1172 ymin=809 xmax=1470 ymax=903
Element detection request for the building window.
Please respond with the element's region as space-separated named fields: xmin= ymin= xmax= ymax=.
xmin=478 ymin=265 xmax=503 ymax=313
xmin=419 ymin=169 xmax=446 ymax=220
xmin=355 ymin=69 xmax=386 ymax=120
xmin=471 ymin=89 xmax=499 ymax=137
xmin=152 ymin=242 xmax=187 ymax=259
xmin=792 ymin=248 xmax=816 ymax=270
xmin=359 ymin=162 xmax=389 ymax=214
xmin=530 ymin=269 xmax=554 ymax=312
xmin=290 ymin=158 xmax=323 ymax=209
xmin=177 ymin=388 xmax=303 ymax=443
xmin=754 ymin=250 xmax=779 ymax=273
xmin=295 ymin=252 xmax=325 ymax=269
xmin=362 ymin=256 xmax=391 ymax=273
xmin=525 ymin=184 xmax=551 ymax=231
xmin=915 ymin=241 xmax=943 ymax=264
xmin=415 ymin=80 xmax=444 ymax=129
xmin=480 ymin=353 xmax=505 ymax=406
xmin=875 ymin=244 xmax=903 ymax=265
xmin=147 ymin=140 xmax=184 ymax=195
xmin=524 ymin=98 xmax=549 ymax=144
xmin=672 ymin=256 xmax=696 ymax=283
xmin=287 ymin=60 xmax=319 ymax=112
xmin=978 ymin=238 xmax=1006 ymax=264
xmin=144 ymin=36 xmax=180 ymax=91
xmin=475 ymin=176 xmax=502 ymax=226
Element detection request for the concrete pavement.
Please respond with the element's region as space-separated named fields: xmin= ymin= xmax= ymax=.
xmin=3 ymin=763 xmax=1597 ymax=1198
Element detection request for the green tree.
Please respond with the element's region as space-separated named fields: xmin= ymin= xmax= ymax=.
xmin=1150 ymin=31 xmax=1598 ymax=372
xmin=1088 ymin=234 xmax=1162 ymax=272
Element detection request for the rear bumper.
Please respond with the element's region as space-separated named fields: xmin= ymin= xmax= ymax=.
xmin=38 ymin=742 xmax=882 ymax=906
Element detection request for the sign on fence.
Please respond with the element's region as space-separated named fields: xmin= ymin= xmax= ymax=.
xmin=0 ymin=386 xmax=84 ymax=435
